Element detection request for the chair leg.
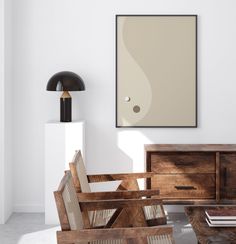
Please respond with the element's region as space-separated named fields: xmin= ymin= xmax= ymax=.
xmin=160 ymin=204 xmax=167 ymax=224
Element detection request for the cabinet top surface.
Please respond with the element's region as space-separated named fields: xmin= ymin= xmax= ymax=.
xmin=145 ymin=144 xmax=236 ymax=152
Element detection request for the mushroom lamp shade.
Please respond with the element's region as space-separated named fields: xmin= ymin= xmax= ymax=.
xmin=46 ymin=71 xmax=85 ymax=122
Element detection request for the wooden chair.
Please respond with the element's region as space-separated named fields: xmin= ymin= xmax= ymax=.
xmin=69 ymin=150 xmax=167 ymax=228
xmin=54 ymin=171 xmax=175 ymax=244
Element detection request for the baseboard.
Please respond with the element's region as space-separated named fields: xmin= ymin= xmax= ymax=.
xmin=4 ymin=208 xmax=13 ymax=223
xmin=13 ymin=204 xmax=44 ymax=213
xmin=0 ymin=209 xmax=12 ymax=224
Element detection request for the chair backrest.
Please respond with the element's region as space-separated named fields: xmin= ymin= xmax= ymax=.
xmin=69 ymin=150 xmax=91 ymax=193
xmin=54 ymin=171 xmax=85 ymax=232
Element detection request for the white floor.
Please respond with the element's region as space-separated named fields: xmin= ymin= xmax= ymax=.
xmin=0 ymin=213 xmax=197 ymax=244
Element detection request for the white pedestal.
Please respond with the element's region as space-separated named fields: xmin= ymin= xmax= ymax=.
xmin=45 ymin=121 xmax=85 ymax=224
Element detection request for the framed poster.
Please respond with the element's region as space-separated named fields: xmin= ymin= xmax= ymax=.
xmin=116 ymin=15 xmax=197 ymax=127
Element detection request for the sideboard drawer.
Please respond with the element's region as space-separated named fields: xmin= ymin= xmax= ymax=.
xmin=151 ymin=152 xmax=215 ymax=174
xmin=152 ymin=174 xmax=216 ymax=199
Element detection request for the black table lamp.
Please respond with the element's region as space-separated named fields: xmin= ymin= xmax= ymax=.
xmin=46 ymin=71 xmax=85 ymax=122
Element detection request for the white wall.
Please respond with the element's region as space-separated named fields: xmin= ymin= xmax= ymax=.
xmin=0 ymin=0 xmax=13 ymax=223
xmin=11 ymin=0 xmax=236 ymax=211
xmin=4 ymin=0 xmax=13 ymax=221
xmin=0 ymin=0 xmax=5 ymax=224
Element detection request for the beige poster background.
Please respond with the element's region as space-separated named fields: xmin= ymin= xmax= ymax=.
xmin=117 ymin=16 xmax=197 ymax=127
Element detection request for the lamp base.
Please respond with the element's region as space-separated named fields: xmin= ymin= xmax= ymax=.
xmin=60 ymin=91 xmax=71 ymax=122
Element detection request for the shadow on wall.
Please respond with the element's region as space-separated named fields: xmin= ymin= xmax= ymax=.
xmin=117 ymin=129 xmax=155 ymax=190
xmin=84 ymin=122 xmax=134 ymax=191
xmin=86 ymin=124 xmax=134 ymax=172
xmin=117 ymin=129 xmax=154 ymax=173
xmin=117 ymin=128 xmax=204 ymax=173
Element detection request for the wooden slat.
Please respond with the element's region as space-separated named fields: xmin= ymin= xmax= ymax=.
xmin=162 ymin=199 xmax=236 ymax=204
xmin=69 ymin=162 xmax=81 ymax=192
xmin=106 ymin=208 xmax=124 ymax=228
xmin=77 ymin=189 xmax=159 ymax=200
xmin=57 ymin=172 xmax=71 ymax=192
xmin=164 ymin=199 xmax=236 ymax=204
xmin=87 ymin=172 xmax=155 ymax=183
xmin=57 ymin=225 xmax=173 ymax=243
xmin=81 ymin=210 xmax=91 ymax=228
xmin=54 ymin=191 xmax=70 ymax=231
xmin=80 ymin=199 xmax=162 ymax=211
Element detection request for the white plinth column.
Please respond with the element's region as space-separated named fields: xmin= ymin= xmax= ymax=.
xmin=45 ymin=121 xmax=85 ymax=224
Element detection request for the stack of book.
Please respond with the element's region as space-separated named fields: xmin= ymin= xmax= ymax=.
xmin=205 ymin=209 xmax=236 ymax=227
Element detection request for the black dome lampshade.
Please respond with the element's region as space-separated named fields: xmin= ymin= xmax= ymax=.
xmin=46 ymin=71 xmax=85 ymax=122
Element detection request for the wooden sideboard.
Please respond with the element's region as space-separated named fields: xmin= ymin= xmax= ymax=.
xmin=145 ymin=144 xmax=236 ymax=204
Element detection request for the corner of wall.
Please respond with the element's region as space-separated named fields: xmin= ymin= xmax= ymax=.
xmin=0 ymin=0 xmax=5 ymax=225
xmin=0 ymin=0 xmax=13 ymax=224
xmin=4 ymin=0 xmax=13 ymax=223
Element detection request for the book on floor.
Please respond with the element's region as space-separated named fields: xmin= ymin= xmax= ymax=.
xmin=205 ymin=217 xmax=236 ymax=227
xmin=207 ymin=217 xmax=236 ymax=225
xmin=205 ymin=209 xmax=236 ymax=220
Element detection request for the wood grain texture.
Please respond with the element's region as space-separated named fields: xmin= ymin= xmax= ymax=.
xmin=80 ymin=198 xmax=162 ymax=211
xmin=57 ymin=225 xmax=173 ymax=243
xmin=81 ymin=210 xmax=91 ymax=228
xmin=77 ymin=189 xmax=160 ymax=200
xmin=162 ymin=199 xmax=217 ymax=205
xmin=220 ymin=153 xmax=236 ymax=199
xmin=145 ymin=144 xmax=236 ymax=152
xmin=69 ymin=163 xmax=81 ymax=192
xmin=151 ymin=152 xmax=215 ymax=173
xmin=87 ymin=172 xmax=155 ymax=183
xmin=109 ymin=207 xmax=149 ymax=244
xmin=185 ymin=206 xmax=236 ymax=244
xmin=70 ymin=150 xmax=167 ymax=229
xmin=152 ymin=174 xmax=215 ymax=199
xmin=146 ymin=144 xmax=236 ymax=204
xmin=216 ymin=152 xmax=220 ymax=203
xmin=54 ymin=191 xmax=70 ymax=231
xmin=55 ymin=171 xmax=174 ymax=244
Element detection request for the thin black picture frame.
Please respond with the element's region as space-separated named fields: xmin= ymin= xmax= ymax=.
xmin=115 ymin=14 xmax=198 ymax=128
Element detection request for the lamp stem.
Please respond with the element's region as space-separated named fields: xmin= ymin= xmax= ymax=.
xmin=60 ymin=91 xmax=72 ymax=122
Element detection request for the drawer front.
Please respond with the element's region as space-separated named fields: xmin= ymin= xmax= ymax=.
xmin=151 ymin=152 xmax=215 ymax=173
xmin=220 ymin=153 xmax=236 ymax=199
xmin=152 ymin=174 xmax=216 ymax=199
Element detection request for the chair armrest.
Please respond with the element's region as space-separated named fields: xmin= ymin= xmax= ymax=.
xmin=77 ymin=189 xmax=160 ymax=200
xmin=57 ymin=225 xmax=173 ymax=243
xmin=87 ymin=172 xmax=155 ymax=183
xmin=79 ymin=198 xmax=162 ymax=211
